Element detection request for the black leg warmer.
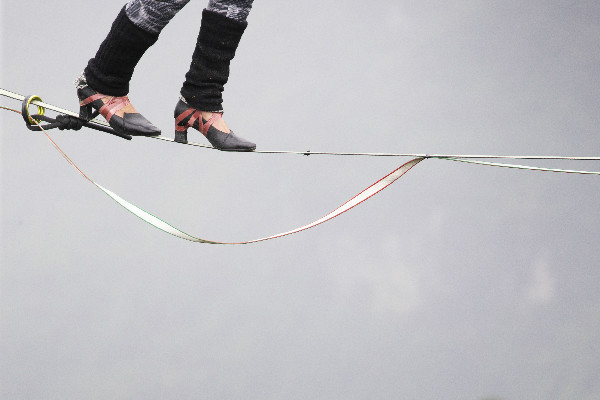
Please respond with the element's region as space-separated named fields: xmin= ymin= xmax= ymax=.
xmin=180 ymin=9 xmax=247 ymax=111
xmin=84 ymin=6 xmax=159 ymax=96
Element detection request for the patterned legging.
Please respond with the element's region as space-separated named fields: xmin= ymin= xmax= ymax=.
xmin=126 ymin=0 xmax=254 ymax=34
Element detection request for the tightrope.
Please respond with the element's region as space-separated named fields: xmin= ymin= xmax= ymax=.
xmin=150 ymin=136 xmax=600 ymax=161
xmin=1 ymin=91 xmax=599 ymax=243
xmin=3 ymin=88 xmax=600 ymax=162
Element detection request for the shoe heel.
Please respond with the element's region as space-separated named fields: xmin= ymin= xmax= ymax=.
xmin=79 ymin=104 xmax=94 ymax=121
xmin=174 ymin=131 xmax=188 ymax=144
xmin=174 ymin=123 xmax=188 ymax=144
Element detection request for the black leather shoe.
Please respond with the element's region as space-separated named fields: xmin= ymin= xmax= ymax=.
xmin=75 ymin=74 xmax=160 ymax=137
xmin=174 ymin=99 xmax=255 ymax=151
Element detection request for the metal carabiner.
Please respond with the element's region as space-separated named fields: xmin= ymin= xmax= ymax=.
xmin=21 ymin=94 xmax=46 ymax=126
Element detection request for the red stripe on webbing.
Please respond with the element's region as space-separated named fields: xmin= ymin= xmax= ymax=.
xmin=33 ymin=117 xmax=94 ymax=183
xmin=233 ymin=157 xmax=424 ymax=244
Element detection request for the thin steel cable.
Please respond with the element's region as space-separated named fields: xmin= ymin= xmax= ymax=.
xmin=444 ymin=158 xmax=600 ymax=175
xmin=152 ymin=135 xmax=600 ymax=159
xmin=3 ymin=88 xmax=600 ymax=162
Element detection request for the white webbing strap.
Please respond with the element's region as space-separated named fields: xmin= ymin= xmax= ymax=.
xmin=31 ymin=111 xmax=423 ymax=244
xmin=94 ymin=159 xmax=423 ymax=244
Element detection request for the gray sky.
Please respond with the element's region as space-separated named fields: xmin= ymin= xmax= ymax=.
xmin=2 ymin=1 xmax=600 ymax=399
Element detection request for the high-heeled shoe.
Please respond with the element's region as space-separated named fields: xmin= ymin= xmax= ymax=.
xmin=173 ymin=99 xmax=256 ymax=151
xmin=75 ymin=74 xmax=161 ymax=137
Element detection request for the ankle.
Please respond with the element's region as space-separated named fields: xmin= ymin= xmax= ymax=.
xmin=202 ymin=111 xmax=230 ymax=134
xmin=179 ymin=96 xmax=229 ymax=133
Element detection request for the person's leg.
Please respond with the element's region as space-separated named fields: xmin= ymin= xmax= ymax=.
xmin=125 ymin=0 xmax=190 ymax=35
xmin=205 ymin=0 xmax=253 ymax=27
xmin=77 ymin=1 xmax=189 ymax=136
xmin=174 ymin=0 xmax=256 ymax=150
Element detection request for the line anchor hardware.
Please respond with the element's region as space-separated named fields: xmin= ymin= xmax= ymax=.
xmin=19 ymin=93 xmax=132 ymax=140
xmin=21 ymin=94 xmax=45 ymax=125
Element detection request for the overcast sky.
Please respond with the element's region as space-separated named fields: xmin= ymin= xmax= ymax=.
xmin=2 ymin=1 xmax=600 ymax=399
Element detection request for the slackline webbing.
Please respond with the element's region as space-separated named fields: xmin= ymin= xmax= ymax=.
xmin=2 ymin=105 xmax=424 ymax=243
xmin=2 ymin=90 xmax=599 ymax=243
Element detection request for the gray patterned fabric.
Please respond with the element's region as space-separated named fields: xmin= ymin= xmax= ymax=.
xmin=207 ymin=0 xmax=253 ymax=22
xmin=125 ymin=0 xmax=253 ymax=34
xmin=125 ymin=0 xmax=190 ymax=34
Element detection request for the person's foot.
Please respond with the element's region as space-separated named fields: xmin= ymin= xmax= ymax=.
xmin=173 ymin=98 xmax=256 ymax=151
xmin=200 ymin=110 xmax=230 ymax=133
xmin=75 ymin=74 xmax=160 ymax=137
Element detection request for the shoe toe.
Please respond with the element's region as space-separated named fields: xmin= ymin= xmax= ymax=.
xmin=123 ymin=113 xmax=161 ymax=136
xmin=207 ymin=128 xmax=255 ymax=151
xmin=225 ymin=132 xmax=256 ymax=151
